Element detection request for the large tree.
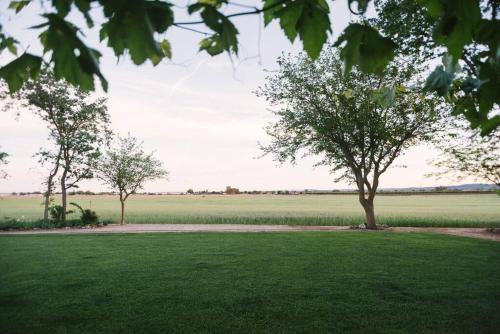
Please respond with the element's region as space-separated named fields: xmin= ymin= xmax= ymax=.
xmin=0 ymin=0 xmax=497 ymax=133
xmin=257 ymin=48 xmax=438 ymax=228
xmin=95 ymin=135 xmax=168 ymax=225
xmin=15 ymin=71 xmax=111 ymax=222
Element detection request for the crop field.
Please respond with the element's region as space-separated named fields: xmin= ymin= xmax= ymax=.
xmin=1 ymin=193 xmax=499 ymax=227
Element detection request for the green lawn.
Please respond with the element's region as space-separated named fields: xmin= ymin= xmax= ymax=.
xmin=0 ymin=232 xmax=499 ymax=333
xmin=1 ymin=193 xmax=499 ymax=227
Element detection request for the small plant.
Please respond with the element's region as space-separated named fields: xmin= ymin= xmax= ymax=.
xmin=49 ymin=205 xmax=74 ymax=223
xmin=70 ymin=202 xmax=99 ymax=225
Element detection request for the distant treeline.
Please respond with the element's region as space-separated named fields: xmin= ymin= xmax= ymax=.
xmin=6 ymin=189 xmax=498 ymax=196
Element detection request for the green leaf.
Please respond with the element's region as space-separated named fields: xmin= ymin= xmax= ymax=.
xmin=272 ymin=1 xmax=305 ymax=42
xmin=38 ymin=14 xmax=107 ymax=91
xmin=159 ymin=39 xmax=172 ymax=59
xmin=146 ymin=1 xmax=174 ymax=33
xmin=423 ymin=0 xmax=481 ymax=61
xmin=424 ymin=65 xmax=453 ymax=96
xmin=334 ymin=23 xmax=396 ymax=74
xmin=100 ymin=1 xmax=173 ymax=65
xmin=199 ymin=35 xmax=225 ymax=56
xmin=265 ymin=0 xmax=331 ymax=59
xmin=451 ymin=96 xmax=483 ymax=130
xmin=0 ymin=53 xmax=42 ymax=92
xmin=263 ymin=0 xmax=282 ymax=26
xmin=0 ymin=36 xmax=19 ymax=55
xmin=424 ymin=54 xmax=460 ymax=96
xmin=52 ymin=0 xmax=72 ymax=17
xmin=418 ymin=0 xmax=442 ymax=18
xmin=343 ymin=88 xmax=354 ymax=98
xmin=296 ymin=0 xmax=331 ymax=59
xmin=442 ymin=53 xmax=461 ymax=73
xmin=476 ymin=19 xmax=500 ymax=54
xmin=8 ymin=0 xmax=31 ymax=13
xmin=188 ymin=3 xmax=205 ymax=14
xmin=480 ymin=115 xmax=500 ymax=136
xmin=372 ymin=86 xmax=396 ymax=108
xmin=75 ymin=0 xmax=94 ymax=28
xmin=198 ymin=6 xmax=239 ymax=55
xmin=348 ymin=0 xmax=369 ymax=14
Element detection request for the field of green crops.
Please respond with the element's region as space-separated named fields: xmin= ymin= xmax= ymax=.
xmin=1 ymin=193 xmax=499 ymax=227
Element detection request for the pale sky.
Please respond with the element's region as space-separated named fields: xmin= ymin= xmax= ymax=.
xmin=0 ymin=1 xmax=473 ymax=193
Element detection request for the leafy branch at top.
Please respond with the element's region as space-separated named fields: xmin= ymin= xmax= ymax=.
xmin=0 ymin=0 xmax=498 ymax=134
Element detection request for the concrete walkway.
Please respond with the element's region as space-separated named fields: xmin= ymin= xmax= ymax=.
xmin=1 ymin=224 xmax=499 ymax=241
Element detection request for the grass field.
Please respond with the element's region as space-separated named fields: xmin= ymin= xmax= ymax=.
xmin=1 ymin=193 xmax=499 ymax=227
xmin=1 ymin=232 xmax=499 ymax=333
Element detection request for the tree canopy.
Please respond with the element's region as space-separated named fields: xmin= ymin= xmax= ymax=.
xmin=257 ymin=47 xmax=439 ymax=228
xmin=0 ymin=0 xmax=498 ymax=133
xmin=10 ymin=70 xmax=111 ymax=221
xmin=95 ymin=135 xmax=168 ymax=225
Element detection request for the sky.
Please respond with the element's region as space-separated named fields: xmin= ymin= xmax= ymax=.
xmin=0 ymin=1 xmax=475 ymax=193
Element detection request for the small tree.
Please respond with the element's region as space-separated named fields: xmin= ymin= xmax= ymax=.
xmin=96 ymin=135 xmax=168 ymax=225
xmin=257 ymin=48 xmax=438 ymax=229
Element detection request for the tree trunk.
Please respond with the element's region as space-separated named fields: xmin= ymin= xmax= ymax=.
xmin=120 ymin=200 xmax=125 ymax=225
xmin=43 ymin=149 xmax=62 ymax=223
xmin=60 ymin=170 xmax=67 ymax=222
xmin=363 ymin=201 xmax=377 ymax=229
xmin=43 ymin=175 xmax=54 ymax=223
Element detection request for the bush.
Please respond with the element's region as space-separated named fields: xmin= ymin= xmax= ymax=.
xmin=70 ymin=202 xmax=99 ymax=225
xmin=49 ymin=205 xmax=74 ymax=222
xmin=80 ymin=209 xmax=99 ymax=225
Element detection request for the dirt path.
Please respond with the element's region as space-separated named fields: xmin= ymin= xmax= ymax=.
xmin=1 ymin=224 xmax=499 ymax=241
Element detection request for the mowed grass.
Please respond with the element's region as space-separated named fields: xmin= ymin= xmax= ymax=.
xmin=1 ymin=193 xmax=499 ymax=227
xmin=0 ymin=232 xmax=499 ymax=333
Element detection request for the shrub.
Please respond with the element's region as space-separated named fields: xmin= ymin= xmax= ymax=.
xmin=70 ymin=202 xmax=99 ymax=225
xmin=49 ymin=205 xmax=74 ymax=222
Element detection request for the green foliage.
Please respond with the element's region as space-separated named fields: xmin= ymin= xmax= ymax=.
xmin=424 ymin=54 xmax=460 ymax=96
xmin=257 ymin=47 xmax=436 ymax=187
xmin=99 ymin=1 xmax=173 ymax=65
xmin=334 ymin=23 xmax=396 ymax=74
xmin=371 ymin=86 xmax=396 ymax=108
xmin=0 ymin=0 xmax=498 ymax=134
xmin=257 ymin=47 xmax=438 ymax=227
xmin=49 ymin=204 xmax=73 ymax=222
xmin=0 ymin=53 xmax=42 ymax=92
xmin=375 ymin=0 xmax=500 ymax=135
xmin=96 ymin=135 xmax=168 ymax=199
xmin=422 ymin=0 xmax=481 ymax=61
xmin=36 ymin=14 xmax=107 ymax=91
xmin=264 ymin=0 xmax=331 ymax=59
xmin=95 ymin=135 xmax=168 ymax=223
xmin=70 ymin=202 xmax=99 ymax=225
xmin=191 ymin=3 xmax=239 ymax=56
xmin=8 ymin=69 xmax=112 ymax=221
